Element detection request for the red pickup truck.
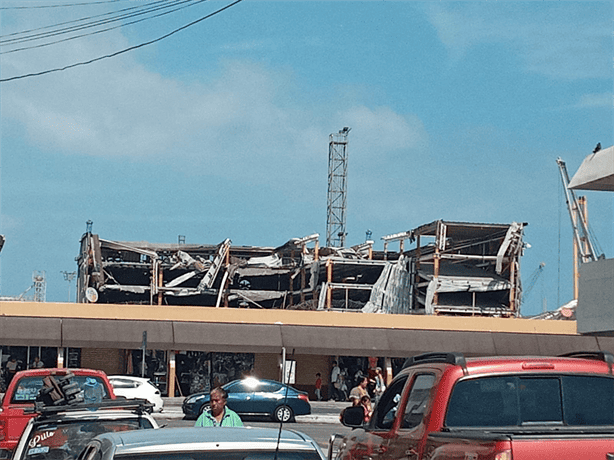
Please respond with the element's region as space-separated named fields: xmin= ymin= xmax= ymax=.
xmin=334 ymin=352 xmax=614 ymax=460
xmin=0 ymin=368 xmax=115 ymax=456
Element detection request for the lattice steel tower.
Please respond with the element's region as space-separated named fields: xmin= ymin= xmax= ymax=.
xmin=326 ymin=127 xmax=350 ymax=247
xmin=32 ymin=271 xmax=46 ymax=303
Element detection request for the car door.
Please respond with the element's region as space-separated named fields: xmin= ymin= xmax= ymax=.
xmin=224 ymin=381 xmax=255 ymax=415
xmin=252 ymin=380 xmax=283 ymax=415
xmin=382 ymin=372 xmax=437 ymax=460
xmin=338 ymin=375 xmax=409 ymax=460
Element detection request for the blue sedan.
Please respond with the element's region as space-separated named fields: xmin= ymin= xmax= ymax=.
xmin=182 ymin=377 xmax=311 ymax=422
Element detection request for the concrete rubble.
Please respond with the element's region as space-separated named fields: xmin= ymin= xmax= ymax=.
xmin=77 ymin=220 xmax=527 ymax=317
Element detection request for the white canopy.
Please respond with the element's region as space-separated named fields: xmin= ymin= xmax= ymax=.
xmin=568 ymin=146 xmax=614 ymax=191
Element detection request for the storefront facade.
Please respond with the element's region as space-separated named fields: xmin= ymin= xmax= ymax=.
xmin=1 ymin=300 xmax=607 ymax=398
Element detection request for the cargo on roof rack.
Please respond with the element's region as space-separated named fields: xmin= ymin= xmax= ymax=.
xmin=26 ymin=398 xmax=153 ymax=416
xmin=403 ymin=352 xmax=467 ymax=374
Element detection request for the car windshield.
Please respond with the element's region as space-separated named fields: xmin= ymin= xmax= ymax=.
xmin=118 ymin=452 xmax=321 ymax=460
xmin=12 ymin=376 xmax=111 ymax=403
xmin=24 ymin=419 xmax=151 ymax=460
xmin=446 ymin=374 xmax=614 ymax=427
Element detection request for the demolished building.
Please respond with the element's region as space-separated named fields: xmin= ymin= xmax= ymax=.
xmin=76 ymin=220 xmax=526 ymax=317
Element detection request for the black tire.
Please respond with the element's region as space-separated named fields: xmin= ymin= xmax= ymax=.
xmin=199 ymin=403 xmax=211 ymax=416
xmin=273 ymin=405 xmax=294 ymax=423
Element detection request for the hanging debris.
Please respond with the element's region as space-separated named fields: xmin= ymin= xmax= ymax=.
xmin=76 ymin=220 xmax=525 ymax=317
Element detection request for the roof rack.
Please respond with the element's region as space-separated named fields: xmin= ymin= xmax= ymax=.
xmin=559 ymin=351 xmax=614 ymax=374
xmin=26 ymin=398 xmax=153 ymax=417
xmin=403 ymin=352 xmax=468 ymax=375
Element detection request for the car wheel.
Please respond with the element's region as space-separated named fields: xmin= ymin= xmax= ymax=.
xmin=199 ymin=403 xmax=211 ymax=416
xmin=274 ymin=405 xmax=294 ymax=423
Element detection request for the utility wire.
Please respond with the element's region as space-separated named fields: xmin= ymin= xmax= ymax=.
xmin=1 ymin=0 xmax=198 ymax=53
xmin=0 ymin=0 xmax=128 ymax=10
xmin=0 ymin=0 xmax=172 ymax=43
xmin=0 ymin=0 xmax=243 ymax=83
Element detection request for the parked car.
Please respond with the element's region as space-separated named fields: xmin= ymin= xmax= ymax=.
xmin=182 ymin=377 xmax=311 ymax=422
xmin=78 ymin=426 xmax=325 ymax=460
xmin=12 ymin=399 xmax=158 ymax=460
xmin=333 ymin=351 xmax=614 ymax=460
xmin=0 ymin=368 xmax=115 ymax=456
xmin=108 ymin=376 xmax=163 ymax=413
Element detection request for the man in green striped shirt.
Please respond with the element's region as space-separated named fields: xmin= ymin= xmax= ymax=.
xmin=194 ymin=387 xmax=243 ymax=427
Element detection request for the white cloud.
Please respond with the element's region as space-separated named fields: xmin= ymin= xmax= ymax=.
xmin=335 ymin=106 xmax=429 ymax=158
xmin=424 ymin=2 xmax=612 ymax=80
xmin=0 ymin=3 xmax=429 ymax=194
xmin=575 ymin=92 xmax=613 ymax=109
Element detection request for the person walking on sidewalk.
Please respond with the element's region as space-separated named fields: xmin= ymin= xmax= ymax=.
xmin=329 ymin=361 xmax=341 ymax=401
xmin=314 ymin=373 xmax=322 ymax=401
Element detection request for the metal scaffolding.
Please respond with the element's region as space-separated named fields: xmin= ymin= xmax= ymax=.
xmin=326 ymin=127 xmax=350 ymax=248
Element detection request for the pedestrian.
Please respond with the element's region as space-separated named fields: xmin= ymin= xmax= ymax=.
xmin=5 ymin=357 xmax=18 ymax=383
xmin=360 ymin=395 xmax=373 ymax=422
xmin=329 ymin=361 xmax=341 ymax=401
xmin=338 ymin=373 xmax=348 ymax=401
xmin=373 ymin=367 xmax=386 ymax=405
xmin=314 ymin=373 xmax=322 ymax=401
xmin=31 ymin=356 xmax=44 ymax=369
xmin=195 ymin=387 xmax=243 ymax=427
xmin=349 ymin=376 xmax=369 ymax=404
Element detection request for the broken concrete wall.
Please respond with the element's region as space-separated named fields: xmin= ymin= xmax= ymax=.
xmin=76 ymin=220 xmax=524 ymax=317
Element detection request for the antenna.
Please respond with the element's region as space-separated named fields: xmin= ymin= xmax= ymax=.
xmin=326 ymin=127 xmax=350 ymax=248
xmin=61 ymin=271 xmax=77 ymax=302
xmin=32 ymin=271 xmax=46 ymax=303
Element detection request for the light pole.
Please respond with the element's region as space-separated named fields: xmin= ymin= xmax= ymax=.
xmin=61 ymin=271 xmax=76 ymax=302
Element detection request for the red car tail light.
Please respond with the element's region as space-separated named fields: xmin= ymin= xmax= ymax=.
xmin=0 ymin=420 xmax=5 ymax=441
xmin=298 ymin=394 xmax=309 ymax=403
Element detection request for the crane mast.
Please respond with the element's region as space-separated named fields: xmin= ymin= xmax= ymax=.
xmin=556 ymin=158 xmax=600 ymax=264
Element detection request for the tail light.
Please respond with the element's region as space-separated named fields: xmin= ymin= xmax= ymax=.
xmin=495 ymin=450 xmax=512 ymax=460
xmin=0 ymin=419 xmax=5 ymax=441
xmin=298 ymin=394 xmax=309 ymax=403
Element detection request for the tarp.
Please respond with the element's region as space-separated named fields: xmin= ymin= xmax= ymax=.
xmin=568 ymin=146 xmax=614 ymax=191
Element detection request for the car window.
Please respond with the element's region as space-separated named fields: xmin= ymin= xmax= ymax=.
xmin=256 ymin=382 xmax=282 ymax=392
xmin=111 ymin=380 xmax=139 ymax=389
xmin=23 ymin=419 xmax=148 ymax=460
xmin=118 ymin=451 xmax=322 ymax=460
xmin=226 ymin=381 xmax=250 ymax=393
xmin=371 ymin=375 xmax=408 ymax=430
xmin=402 ymin=374 xmax=436 ymax=429
xmin=446 ymin=374 xmax=614 ymax=427
xmin=12 ymin=376 xmax=111 ymax=403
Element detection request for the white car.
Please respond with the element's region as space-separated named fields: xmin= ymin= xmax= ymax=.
xmin=108 ymin=376 xmax=164 ymax=413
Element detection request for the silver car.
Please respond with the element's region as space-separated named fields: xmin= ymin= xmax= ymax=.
xmin=77 ymin=426 xmax=326 ymax=460
xmin=13 ymin=404 xmax=158 ymax=460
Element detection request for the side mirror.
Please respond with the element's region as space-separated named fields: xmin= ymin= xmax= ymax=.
xmin=341 ymin=406 xmax=364 ymax=428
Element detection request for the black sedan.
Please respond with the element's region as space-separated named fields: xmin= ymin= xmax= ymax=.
xmin=182 ymin=377 xmax=311 ymax=422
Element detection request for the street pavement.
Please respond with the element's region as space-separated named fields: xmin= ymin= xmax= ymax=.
xmin=155 ymin=397 xmax=349 ymax=424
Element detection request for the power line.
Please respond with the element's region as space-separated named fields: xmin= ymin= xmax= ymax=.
xmin=0 ymin=0 xmax=243 ymax=83
xmin=0 ymin=0 xmax=172 ymax=44
xmin=0 ymin=1 xmax=127 ymax=10
xmin=1 ymin=0 xmax=198 ymax=54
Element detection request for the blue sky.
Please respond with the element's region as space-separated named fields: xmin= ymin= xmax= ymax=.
xmin=0 ymin=1 xmax=612 ymax=316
